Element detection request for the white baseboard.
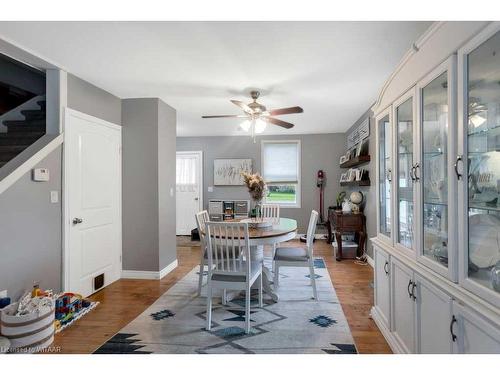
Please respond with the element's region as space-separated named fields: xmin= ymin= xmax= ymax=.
xmin=159 ymin=259 xmax=178 ymax=279
xmin=366 ymin=255 xmax=374 ymax=268
xmin=370 ymin=306 xmax=405 ymax=354
xmin=122 ymin=259 xmax=178 ymax=280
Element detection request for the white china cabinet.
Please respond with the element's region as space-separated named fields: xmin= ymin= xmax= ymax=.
xmin=371 ymin=22 xmax=500 ymax=353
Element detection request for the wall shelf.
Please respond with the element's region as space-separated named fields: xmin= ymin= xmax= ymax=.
xmin=340 ymin=179 xmax=371 ymax=187
xmin=340 ymin=155 xmax=371 ymax=168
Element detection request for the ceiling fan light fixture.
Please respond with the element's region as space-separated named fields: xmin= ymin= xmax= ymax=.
xmin=255 ymin=118 xmax=267 ymax=134
xmin=240 ymin=120 xmax=251 ymax=132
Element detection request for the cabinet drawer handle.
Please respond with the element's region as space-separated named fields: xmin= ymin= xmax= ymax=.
xmin=454 ymin=155 xmax=463 ymax=180
xmin=450 ymin=315 xmax=457 ymax=342
xmin=407 ymin=279 xmax=413 ymax=299
xmin=411 ymin=281 xmax=417 ymax=301
xmin=384 ymin=261 xmax=389 ymax=275
xmin=414 ymin=163 xmax=420 ymax=182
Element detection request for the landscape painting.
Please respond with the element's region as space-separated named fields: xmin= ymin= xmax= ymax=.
xmin=214 ymin=159 xmax=252 ymax=185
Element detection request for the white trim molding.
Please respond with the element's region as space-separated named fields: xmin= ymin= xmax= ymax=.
xmin=366 ymin=255 xmax=374 ymax=268
xmin=0 ymin=134 xmax=63 ymax=195
xmin=122 ymin=259 xmax=178 ymax=280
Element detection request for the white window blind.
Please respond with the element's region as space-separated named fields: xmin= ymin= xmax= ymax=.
xmin=262 ymin=141 xmax=299 ymax=183
xmin=176 ymin=156 xmax=197 ymax=192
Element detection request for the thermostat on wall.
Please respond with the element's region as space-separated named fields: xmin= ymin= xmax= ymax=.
xmin=33 ymin=168 xmax=50 ymax=182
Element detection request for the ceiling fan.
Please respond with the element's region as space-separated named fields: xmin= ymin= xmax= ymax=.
xmin=202 ymin=91 xmax=303 ymax=137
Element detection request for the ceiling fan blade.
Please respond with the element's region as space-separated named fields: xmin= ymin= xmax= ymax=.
xmin=264 ymin=117 xmax=294 ymax=129
xmin=268 ymin=106 xmax=303 ymax=116
xmin=202 ymin=114 xmax=249 ymax=118
xmin=230 ymin=100 xmax=253 ymax=114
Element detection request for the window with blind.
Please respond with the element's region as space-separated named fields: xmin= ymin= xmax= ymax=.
xmin=261 ymin=140 xmax=301 ymax=207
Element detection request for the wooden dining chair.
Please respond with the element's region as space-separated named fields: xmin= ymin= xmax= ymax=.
xmin=260 ymin=203 xmax=280 ymax=268
xmin=273 ymin=210 xmax=319 ymax=300
xmin=205 ymin=221 xmax=263 ymax=334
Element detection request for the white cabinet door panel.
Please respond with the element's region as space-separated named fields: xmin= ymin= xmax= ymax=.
xmin=453 ymin=303 xmax=500 ymax=353
xmin=391 ymin=259 xmax=416 ymax=353
xmin=415 ymin=275 xmax=453 ymax=353
xmin=375 ymin=247 xmax=391 ymax=329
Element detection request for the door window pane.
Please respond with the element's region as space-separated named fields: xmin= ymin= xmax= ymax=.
xmin=379 ymin=114 xmax=391 ymax=237
xmin=467 ymin=31 xmax=500 ymax=294
xmin=422 ymin=72 xmax=449 ymax=266
xmin=397 ymin=98 xmax=414 ymax=249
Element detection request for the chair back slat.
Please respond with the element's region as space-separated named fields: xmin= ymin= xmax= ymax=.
xmin=306 ymin=210 xmax=319 ymax=256
xmin=195 ymin=210 xmax=210 ymax=249
xmin=260 ymin=203 xmax=280 ymax=220
xmin=206 ymin=221 xmax=250 ymax=276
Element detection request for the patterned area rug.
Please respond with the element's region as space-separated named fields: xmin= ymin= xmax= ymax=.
xmin=95 ymin=257 xmax=357 ymax=354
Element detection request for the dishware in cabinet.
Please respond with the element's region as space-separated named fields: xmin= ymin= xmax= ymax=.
xmin=458 ymin=23 xmax=500 ymax=308
xmin=393 ymin=88 xmax=418 ymax=256
xmin=415 ymin=55 xmax=458 ymax=281
xmin=375 ymin=107 xmax=394 ymax=245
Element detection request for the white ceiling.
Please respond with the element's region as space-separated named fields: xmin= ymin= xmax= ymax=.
xmin=0 ymin=21 xmax=431 ymax=136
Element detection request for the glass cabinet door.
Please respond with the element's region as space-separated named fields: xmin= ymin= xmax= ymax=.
xmin=463 ymin=29 xmax=500 ymax=301
xmin=396 ymin=96 xmax=415 ymax=250
xmin=421 ymin=72 xmax=450 ymax=270
xmin=378 ymin=113 xmax=392 ymax=239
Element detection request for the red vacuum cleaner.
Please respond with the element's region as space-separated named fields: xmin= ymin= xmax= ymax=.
xmin=300 ymin=170 xmax=325 ymax=243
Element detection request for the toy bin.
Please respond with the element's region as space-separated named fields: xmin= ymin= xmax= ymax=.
xmin=0 ymin=302 xmax=55 ymax=353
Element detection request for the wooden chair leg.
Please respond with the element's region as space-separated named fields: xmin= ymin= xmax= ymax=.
xmin=245 ymin=286 xmax=251 ymax=334
xmin=309 ymin=263 xmax=318 ymax=300
xmin=206 ymin=281 xmax=213 ymax=331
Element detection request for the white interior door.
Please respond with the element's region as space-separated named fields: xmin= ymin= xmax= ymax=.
xmin=64 ymin=108 xmax=122 ymax=297
xmin=176 ymin=151 xmax=202 ymax=235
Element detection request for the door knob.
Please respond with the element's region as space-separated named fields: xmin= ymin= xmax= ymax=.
xmin=194 ymin=197 xmax=199 ymax=201
xmin=72 ymin=218 xmax=83 ymax=225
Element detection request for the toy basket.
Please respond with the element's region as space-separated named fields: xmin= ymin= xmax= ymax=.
xmin=0 ymin=302 xmax=55 ymax=353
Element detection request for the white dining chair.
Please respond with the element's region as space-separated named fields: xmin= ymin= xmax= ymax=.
xmin=273 ymin=210 xmax=319 ymax=300
xmin=195 ymin=210 xmax=210 ymax=296
xmin=205 ymin=221 xmax=263 ymax=334
xmin=260 ymin=203 xmax=280 ymax=268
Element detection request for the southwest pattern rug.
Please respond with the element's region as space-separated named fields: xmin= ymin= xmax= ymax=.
xmin=95 ymin=257 xmax=357 ymax=354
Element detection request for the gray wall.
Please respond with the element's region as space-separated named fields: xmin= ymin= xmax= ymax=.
xmin=0 ymin=146 xmax=62 ymax=300
xmin=158 ymin=100 xmax=177 ymax=269
xmin=67 ymin=74 xmax=121 ymax=125
xmin=122 ymin=98 xmax=177 ymax=272
xmin=177 ymin=133 xmax=346 ymax=232
xmin=344 ymin=108 xmax=376 ymax=258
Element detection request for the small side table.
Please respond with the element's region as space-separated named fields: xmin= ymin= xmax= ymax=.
xmin=328 ymin=210 xmax=366 ymax=261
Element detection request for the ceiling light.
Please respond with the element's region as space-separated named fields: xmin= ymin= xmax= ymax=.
xmin=255 ymin=118 xmax=267 ymax=134
xmin=240 ymin=120 xmax=251 ymax=132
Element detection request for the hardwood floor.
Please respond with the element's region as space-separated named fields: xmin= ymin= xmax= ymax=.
xmin=51 ymin=239 xmax=391 ymax=354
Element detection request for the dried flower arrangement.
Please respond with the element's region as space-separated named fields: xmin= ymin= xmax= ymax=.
xmin=241 ymin=172 xmax=266 ymax=202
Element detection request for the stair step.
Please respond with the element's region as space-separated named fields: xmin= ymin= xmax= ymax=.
xmin=0 ymin=135 xmax=43 ymax=146
xmin=21 ymin=109 xmax=46 ymax=121
xmin=0 ymin=131 xmax=45 ymax=138
xmin=3 ymin=119 xmax=46 ymax=128
xmin=37 ymin=101 xmax=46 ymax=111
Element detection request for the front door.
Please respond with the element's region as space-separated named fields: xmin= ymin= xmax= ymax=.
xmin=176 ymin=151 xmax=202 ymax=235
xmin=64 ymin=108 xmax=122 ymax=297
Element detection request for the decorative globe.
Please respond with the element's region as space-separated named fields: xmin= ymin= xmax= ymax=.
xmin=350 ymin=191 xmax=363 ymax=205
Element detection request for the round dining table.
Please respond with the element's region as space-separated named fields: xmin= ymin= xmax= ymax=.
xmin=242 ymin=218 xmax=297 ymax=302
xmin=204 ymin=217 xmax=297 ymax=302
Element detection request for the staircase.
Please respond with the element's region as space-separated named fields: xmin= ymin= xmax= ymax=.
xmin=0 ymin=99 xmax=46 ymax=168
